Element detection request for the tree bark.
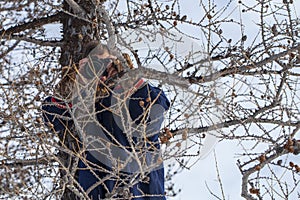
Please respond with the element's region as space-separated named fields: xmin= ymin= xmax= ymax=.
xmin=58 ymin=1 xmax=100 ymax=199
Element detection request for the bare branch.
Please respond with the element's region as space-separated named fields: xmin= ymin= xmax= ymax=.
xmin=64 ymin=0 xmax=86 ymax=16
xmin=0 ymin=12 xmax=62 ymax=37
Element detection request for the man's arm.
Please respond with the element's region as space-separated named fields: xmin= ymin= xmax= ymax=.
xmin=41 ymin=96 xmax=72 ymax=132
xmin=129 ymin=83 xmax=170 ymax=140
xmin=130 ymin=83 xmax=170 ymax=119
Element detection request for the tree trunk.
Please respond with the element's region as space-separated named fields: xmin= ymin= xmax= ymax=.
xmin=58 ymin=1 xmax=99 ymax=199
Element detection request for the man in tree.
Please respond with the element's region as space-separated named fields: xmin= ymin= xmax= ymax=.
xmin=42 ymin=42 xmax=170 ymax=199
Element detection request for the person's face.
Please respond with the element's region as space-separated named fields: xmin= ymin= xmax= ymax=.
xmin=78 ymin=51 xmax=118 ymax=82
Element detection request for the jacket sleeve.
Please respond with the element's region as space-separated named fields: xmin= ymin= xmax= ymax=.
xmin=129 ymin=83 xmax=170 ymax=140
xmin=130 ymin=83 xmax=170 ymax=115
xmin=41 ymin=96 xmax=72 ymax=132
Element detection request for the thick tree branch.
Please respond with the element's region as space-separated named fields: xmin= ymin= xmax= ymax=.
xmin=127 ymin=46 xmax=297 ymax=91
xmin=2 ymin=157 xmax=56 ymax=167
xmin=64 ymin=0 xmax=86 ymax=16
xmin=0 ymin=12 xmax=63 ymax=37
xmin=0 ymin=41 xmax=20 ymax=59
xmin=188 ymin=43 xmax=300 ymax=83
xmin=9 ymin=35 xmax=63 ymax=46
xmin=240 ymin=148 xmax=288 ymax=200
xmin=240 ymin=136 xmax=300 ymax=200
xmin=172 ymin=118 xmax=300 ymax=137
xmin=130 ymin=67 xmax=191 ymax=89
xmin=97 ymin=6 xmax=116 ymax=49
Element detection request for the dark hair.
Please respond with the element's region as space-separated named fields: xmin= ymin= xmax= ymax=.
xmin=82 ymin=41 xmax=110 ymax=58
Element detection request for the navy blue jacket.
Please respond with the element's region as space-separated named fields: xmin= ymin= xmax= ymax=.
xmin=42 ymin=83 xmax=170 ymax=200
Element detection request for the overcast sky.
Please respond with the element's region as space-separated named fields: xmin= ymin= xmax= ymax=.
xmin=41 ymin=0 xmax=300 ymax=199
xmin=168 ymin=0 xmax=300 ymax=199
